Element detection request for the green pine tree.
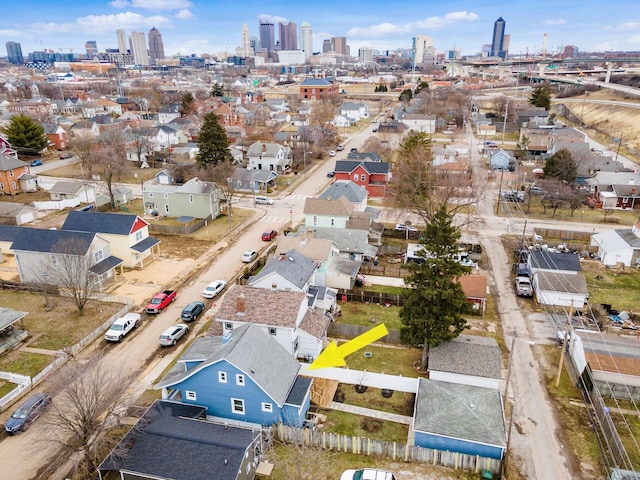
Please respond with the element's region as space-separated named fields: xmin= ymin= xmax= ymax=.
xmin=3 ymin=114 xmax=48 ymax=156
xmin=196 ymin=113 xmax=232 ymax=167
xmin=399 ymin=205 xmax=471 ymax=370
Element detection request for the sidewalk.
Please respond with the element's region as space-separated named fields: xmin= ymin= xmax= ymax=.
xmin=330 ymin=401 xmax=412 ymax=425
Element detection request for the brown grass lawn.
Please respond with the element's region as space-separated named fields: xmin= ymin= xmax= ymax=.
xmin=44 ymin=161 xmax=162 ymax=185
xmin=507 ymin=197 xmax=640 ymax=225
xmin=580 ymin=260 xmax=640 ymax=312
xmin=1 ymin=291 xmax=123 ymax=351
xmin=337 ymin=301 xmax=403 ymax=331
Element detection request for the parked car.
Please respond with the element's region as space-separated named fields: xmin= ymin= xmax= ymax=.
xmin=372 ymin=128 xmax=378 ymax=133
xmin=515 ymin=276 xmax=533 ymax=297
xmin=350 ymin=147 xmax=358 ymax=153
xmin=255 ymin=195 xmax=274 ymax=205
xmin=262 ymin=229 xmax=278 ymax=241
xmin=29 ymin=159 xmax=43 ymax=167
xmin=329 ymin=150 xmax=336 ymax=157
xmin=180 ymin=301 xmax=205 ymax=322
xmin=4 ymin=393 xmax=51 ymax=434
xmin=529 ymin=186 xmax=546 ymax=195
xmin=105 ymin=312 xmax=140 ymax=342
xmin=340 ymin=469 xmax=396 ymax=480
xmin=59 ymin=153 xmax=73 ymax=159
xmin=145 ymin=290 xmax=177 ymax=314
xmin=336 ymin=144 xmax=345 ymax=151
xmin=159 ymin=324 xmax=189 ymax=346
xmin=242 ymin=250 xmax=258 ymax=263
xmin=327 ymin=170 xmax=336 ymax=178
xmin=202 ymin=280 xmax=226 ymax=299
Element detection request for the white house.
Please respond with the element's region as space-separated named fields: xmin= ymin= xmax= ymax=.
xmin=339 ymin=102 xmax=369 ymax=122
xmin=590 ymin=223 xmax=640 ymax=267
xmin=303 ymin=196 xmax=354 ymax=229
xmin=246 ymin=142 xmax=293 ymax=174
xmin=401 ymin=113 xmax=436 ymax=134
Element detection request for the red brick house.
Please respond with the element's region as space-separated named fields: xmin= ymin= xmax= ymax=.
xmin=43 ymin=123 xmax=69 ymax=150
xmin=0 ymin=153 xmax=29 ymax=195
xmin=333 ymin=160 xmax=390 ymax=197
xmin=299 ymin=78 xmax=339 ymax=101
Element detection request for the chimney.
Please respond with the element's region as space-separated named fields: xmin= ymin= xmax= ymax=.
xmin=633 ymin=187 xmax=637 ymax=195
xmin=271 ymin=282 xmax=277 ymax=291
xmin=279 ymin=253 xmax=286 ymax=261
xmin=262 ymin=143 xmax=266 ymax=153
xmin=236 ymin=292 xmax=246 ymax=316
xmin=306 ymin=229 xmax=313 ymax=240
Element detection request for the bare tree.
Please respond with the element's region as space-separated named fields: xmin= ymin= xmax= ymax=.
xmin=201 ymin=160 xmax=236 ymax=219
xmin=40 ymin=355 xmax=134 ymax=479
xmin=94 ymin=130 xmax=131 ymax=210
xmin=129 ymin=128 xmax=153 ymax=166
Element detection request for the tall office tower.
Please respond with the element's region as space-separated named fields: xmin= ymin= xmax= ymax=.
xmin=117 ymin=29 xmax=127 ymax=53
xmin=129 ymin=31 xmax=149 ymax=66
xmin=250 ymin=36 xmax=261 ymax=55
xmin=331 ymin=37 xmax=348 ymax=56
xmin=259 ymin=20 xmax=275 ymax=57
xmin=279 ymin=21 xmax=297 ymax=51
xmin=299 ymin=22 xmax=313 ymax=60
xmin=490 ymin=17 xmax=506 ymax=60
xmin=411 ymin=34 xmax=434 ymax=66
xmin=85 ymin=41 xmax=98 ymax=58
xmin=358 ymin=47 xmax=374 ymax=63
xmin=6 ymin=41 xmax=24 ymax=65
xmin=322 ymin=39 xmax=332 ymax=53
xmin=148 ymin=27 xmax=165 ymax=65
xmin=239 ymin=23 xmax=252 ymax=57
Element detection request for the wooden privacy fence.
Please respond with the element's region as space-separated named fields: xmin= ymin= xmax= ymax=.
xmin=148 ymin=218 xmax=207 ymax=235
xmin=338 ymin=290 xmax=405 ymax=307
xmin=274 ymin=424 xmax=501 ymax=475
xmin=328 ymin=323 xmax=401 ymax=344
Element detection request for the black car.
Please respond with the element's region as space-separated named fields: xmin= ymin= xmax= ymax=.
xmin=327 ymin=170 xmax=336 ymax=178
xmin=180 ymin=301 xmax=205 ymax=322
xmin=4 ymin=393 xmax=51 ymax=434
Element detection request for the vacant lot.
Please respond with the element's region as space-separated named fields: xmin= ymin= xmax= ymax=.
xmin=581 ymin=260 xmax=640 ymax=313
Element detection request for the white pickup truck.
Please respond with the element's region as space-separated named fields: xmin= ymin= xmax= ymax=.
xmin=515 ymin=276 xmax=533 ymax=297
xmin=105 ymin=312 xmax=141 ymax=342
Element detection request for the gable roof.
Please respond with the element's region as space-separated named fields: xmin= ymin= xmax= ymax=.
xmin=334 ymin=160 xmax=389 ymax=174
xmin=247 ymin=142 xmax=286 ymax=157
xmin=298 ymin=309 xmax=332 ymax=340
xmin=0 ymin=153 xmax=28 ymax=171
xmin=248 ymin=249 xmax=317 ymax=290
xmin=157 ymin=323 xmax=301 ymax=406
xmin=300 ymin=77 xmax=335 ymax=86
xmin=414 ymin=378 xmax=506 ymax=447
xmin=346 ymin=152 xmax=382 ymax=162
xmin=275 ymin=235 xmax=334 ymax=262
xmin=99 ymin=400 xmax=257 ymax=480
xmin=0 ymin=224 xmax=23 ymax=243
xmin=304 ymin=196 xmax=354 ymax=216
xmin=49 ymin=180 xmax=87 ymax=195
xmin=62 ymin=210 xmax=146 ymax=235
xmin=319 ymin=180 xmax=368 ymax=204
xmin=535 ymin=271 xmax=589 ymax=295
xmin=291 ymin=226 xmax=377 ymax=257
xmin=457 ymin=275 xmax=487 ymax=300
xmin=428 ymin=334 xmax=501 ymax=379
xmin=11 ymin=228 xmax=95 ymax=254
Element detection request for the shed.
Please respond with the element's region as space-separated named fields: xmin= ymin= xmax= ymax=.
xmin=533 ymin=271 xmax=589 ymax=308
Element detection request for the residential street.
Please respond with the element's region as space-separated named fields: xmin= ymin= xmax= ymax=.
xmin=0 ymin=120 xmax=599 ymax=479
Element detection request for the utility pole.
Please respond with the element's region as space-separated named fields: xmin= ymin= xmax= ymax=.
xmin=555 ymin=300 xmax=575 ymax=387
xmin=501 ymin=98 xmax=509 ymax=144
xmin=496 ymin=167 xmax=505 ymax=215
xmin=502 ymin=331 xmax=518 ymax=479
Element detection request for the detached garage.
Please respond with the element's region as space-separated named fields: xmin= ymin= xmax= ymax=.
xmin=0 ymin=202 xmax=37 ymax=226
xmin=532 ymin=271 xmax=589 ymax=308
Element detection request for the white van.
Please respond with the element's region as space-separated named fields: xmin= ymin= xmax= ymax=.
xmin=255 ymin=196 xmax=274 ymax=205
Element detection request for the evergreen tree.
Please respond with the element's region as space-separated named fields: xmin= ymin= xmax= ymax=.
xmin=180 ymin=92 xmax=196 ymax=117
xmin=414 ymin=81 xmax=429 ymax=95
xmin=529 ymin=84 xmax=552 ymax=110
xmin=543 ymin=148 xmax=577 ymax=183
xmin=399 ymin=88 xmax=413 ymax=103
xmin=3 ymin=114 xmax=48 ymax=156
xmin=399 ymin=205 xmax=471 ymax=370
xmin=210 ymin=82 xmax=225 ymax=97
xmin=196 ymin=113 xmax=232 ymax=167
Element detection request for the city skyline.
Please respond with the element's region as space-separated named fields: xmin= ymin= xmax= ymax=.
xmin=1 ymin=0 xmax=639 ymax=59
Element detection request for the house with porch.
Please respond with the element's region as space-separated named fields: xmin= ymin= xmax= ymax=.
xmin=11 ymin=228 xmax=123 ymax=290
xmin=61 ymin=211 xmax=160 ymax=269
xmin=585 ymin=172 xmax=640 ymax=210
xmin=246 ymin=142 xmax=293 ymax=174
xmin=227 ymin=167 xmax=278 ymax=193
xmin=156 ymin=323 xmax=313 ymax=427
xmin=489 ymin=149 xmax=512 ymax=171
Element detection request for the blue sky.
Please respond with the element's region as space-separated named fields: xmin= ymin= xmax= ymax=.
xmin=2 ymin=0 xmax=639 ymax=58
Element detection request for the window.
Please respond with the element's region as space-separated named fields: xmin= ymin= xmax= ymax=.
xmin=622 ymin=197 xmax=629 ymax=203
xmin=236 ymin=374 xmax=245 ymax=386
xmin=164 ymin=204 xmax=169 ymax=214
xmin=268 ymin=327 xmax=276 ymax=336
xmin=361 ymin=174 xmax=366 ymax=182
xmin=218 ymin=371 xmax=227 ymax=383
xmin=231 ymin=398 xmax=245 ymax=414
xmin=189 ymin=194 xmax=193 ymax=203
xmin=185 ymin=390 xmax=197 ymax=401
xmin=0 ymin=183 xmax=4 ymax=190
xmin=135 ymin=230 xmax=143 ymax=242
xmin=261 ymin=402 xmax=273 ymax=413
xmin=8 ymin=170 xmax=14 ymax=177
xmin=11 ymin=182 xmax=17 ymax=190
xmin=163 ymin=193 xmax=168 ymax=199
xmin=148 ymin=192 xmax=154 ymax=198
xmin=293 ymin=337 xmax=299 ymax=352
xmin=313 ymin=215 xmax=317 ymax=226
xmin=94 ymin=249 xmax=104 ymax=263
xmin=51 ymin=255 xmax=57 ymax=266
xmin=353 ymin=174 xmax=358 ymax=181
xmin=224 ymin=322 xmax=233 ymax=330
xmin=330 ymin=218 xmax=335 ymax=226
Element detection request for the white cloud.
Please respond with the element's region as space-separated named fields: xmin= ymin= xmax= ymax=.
xmin=596 ymin=41 xmax=618 ymax=51
xmin=27 ymin=12 xmax=172 ymax=35
xmin=0 ymin=29 xmax=30 ymax=38
xmin=258 ymin=14 xmax=288 ymax=24
xmin=175 ymin=9 xmax=194 ymax=20
xmin=603 ymin=21 xmax=640 ymax=31
xmin=628 ymin=34 xmax=640 ymax=44
xmin=541 ymin=19 xmax=566 ymax=26
xmin=347 ymin=11 xmax=478 ymax=38
xmin=109 ymin=0 xmax=193 ymax=9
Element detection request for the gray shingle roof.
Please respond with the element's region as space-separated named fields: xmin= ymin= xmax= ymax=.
xmin=428 ymin=334 xmax=501 ymax=379
xmin=414 ymin=378 xmax=506 ymax=447
xmin=535 ymin=271 xmax=589 ymax=295
xmin=292 ymin=226 xmax=377 ymax=258
xmin=247 ymin=248 xmax=317 ymax=290
xmin=319 ymin=180 xmax=367 ymax=203
xmin=157 ymin=323 xmax=301 ymax=406
xmin=334 ymin=160 xmax=389 ymax=174
xmin=0 ymin=153 xmax=28 ymax=171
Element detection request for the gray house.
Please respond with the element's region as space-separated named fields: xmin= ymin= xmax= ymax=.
xmin=246 ymin=142 xmax=292 ymax=174
xmin=143 ymin=177 xmax=223 ymax=220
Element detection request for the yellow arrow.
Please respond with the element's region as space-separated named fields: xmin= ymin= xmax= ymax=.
xmin=308 ymin=323 xmax=389 ymax=370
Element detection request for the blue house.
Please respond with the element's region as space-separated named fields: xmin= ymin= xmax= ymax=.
xmin=489 ymin=149 xmax=512 ymax=171
xmin=412 ymin=378 xmax=506 ymax=459
xmin=156 ymin=323 xmax=312 ymax=428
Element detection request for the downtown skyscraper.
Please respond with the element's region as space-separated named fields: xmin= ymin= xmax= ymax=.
xmin=148 ymin=27 xmax=165 ymax=65
xmin=129 ymin=31 xmax=149 ymax=66
xmin=6 ymin=41 xmax=24 ymax=65
xmin=299 ymin=22 xmax=313 ymax=61
xmin=259 ymin=20 xmax=275 ymax=58
xmin=279 ymin=21 xmax=297 ymax=51
xmin=491 ymin=17 xmax=507 ymax=60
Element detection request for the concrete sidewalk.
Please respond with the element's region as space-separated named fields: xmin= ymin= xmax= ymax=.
xmin=330 ymin=401 xmax=412 ymax=425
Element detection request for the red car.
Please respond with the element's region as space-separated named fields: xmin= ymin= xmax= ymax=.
xmin=262 ymin=229 xmax=277 ymax=241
